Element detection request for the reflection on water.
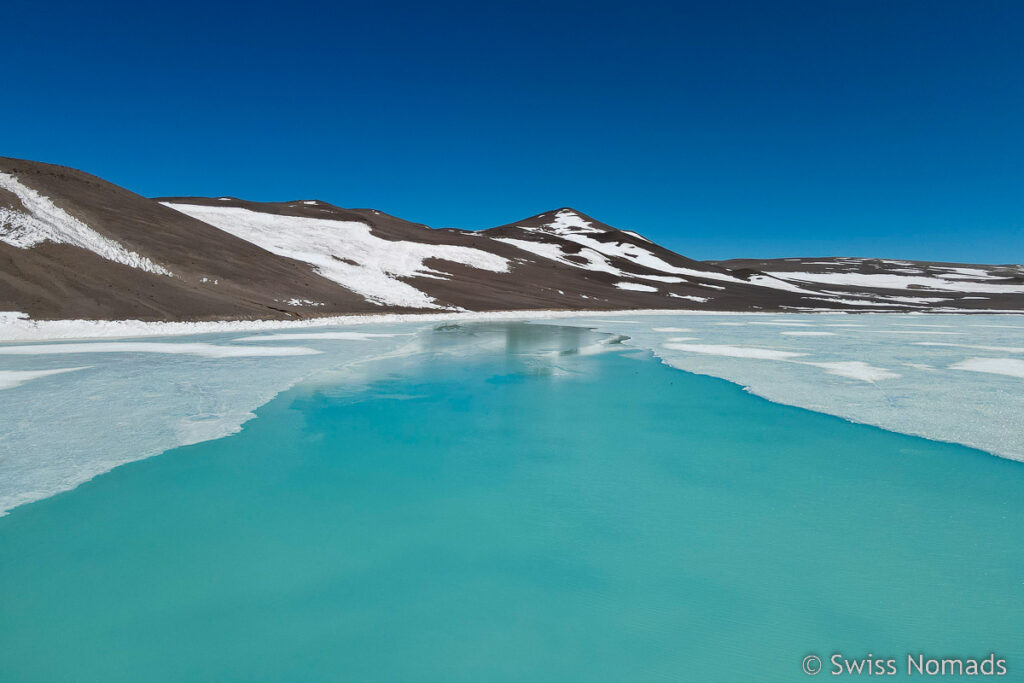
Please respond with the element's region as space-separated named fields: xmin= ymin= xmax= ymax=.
xmin=0 ymin=320 xmax=633 ymax=515
xmin=420 ymin=321 xmax=616 ymax=357
xmin=315 ymin=322 xmax=633 ymax=396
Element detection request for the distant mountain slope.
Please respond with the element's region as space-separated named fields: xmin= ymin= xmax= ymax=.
xmin=1 ymin=157 xmax=1021 ymax=321
xmin=711 ymin=257 xmax=1024 ymax=311
xmin=482 ymin=208 xmax=820 ymax=308
xmin=154 ymin=199 xmax=717 ymax=312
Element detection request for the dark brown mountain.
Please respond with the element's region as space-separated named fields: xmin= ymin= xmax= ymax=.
xmin=1 ymin=157 xmax=1021 ymax=322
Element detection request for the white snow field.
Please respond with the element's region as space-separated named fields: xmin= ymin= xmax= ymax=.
xmin=1 ymin=311 xmax=1022 ymax=517
xmin=162 ymin=203 xmax=509 ymax=308
xmin=0 ymin=173 xmax=172 ymax=275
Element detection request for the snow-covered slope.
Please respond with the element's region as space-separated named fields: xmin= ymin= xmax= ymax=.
xmin=0 ymin=157 xmax=392 ymax=321
xmin=0 ymin=172 xmax=171 ymax=275
xmin=712 ymin=256 xmax=1024 ymax=311
xmin=1 ymin=157 xmax=1021 ymax=323
xmin=764 ymin=268 xmax=1024 ymax=294
xmin=485 ymin=209 xmax=822 ymax=300
xmin=162 ymin=202 xmax=509 ymax=309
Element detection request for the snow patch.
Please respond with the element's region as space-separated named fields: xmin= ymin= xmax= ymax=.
xmin=164 ymin=203 xmax=509 ymax=309
xmin=522 ymin=209 xmax=602 ymax=235
xmin=615 ymin=282 xmax=658 ymax=292
xmin=621 ymin=230 xmax=651 ymax=243
xmin=768 ymin=270 xmax=1024 ymax=294
xmin=634 ymin=274 xmax=685 ymax=283
xmin=493 ymin=238 xmax=622 ymax=275
xmin=0 ymin=173 xmax=172 ymax=275
xmin=509 ymin=212 xmax=824 ymax=295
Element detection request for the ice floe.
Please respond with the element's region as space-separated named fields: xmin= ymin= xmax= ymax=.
xmin=875 ymin=330 xmax=963 ymax=335
xmin=234 ymin=332 xmax=406 ymax=342
xmin=0 ymin=367 xmax=87 ymax=391
xmin=914 ymin=342 xmax=1024 ymax=353
xmin=802 ymin=361 xmax=900 ymax=382
xmin=950 ymin=358 xmax=1024 ymax=380
xmin=661 ymin=343 xmax=806 ymax=360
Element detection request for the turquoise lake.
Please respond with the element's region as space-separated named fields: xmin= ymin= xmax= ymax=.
xmin=1 ymin=322 xmax=1022 ymax=681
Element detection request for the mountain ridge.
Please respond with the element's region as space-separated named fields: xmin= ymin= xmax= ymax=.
xmin=2 ymin=157 xmax=1021 ymax=321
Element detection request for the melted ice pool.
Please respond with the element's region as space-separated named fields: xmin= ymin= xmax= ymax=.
xmin=0 ymin=322 xmax=1021 ymax=681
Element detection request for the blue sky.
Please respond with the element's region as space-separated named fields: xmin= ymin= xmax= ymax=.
xmin=4 ymin=0 xmax=1022 ymax=262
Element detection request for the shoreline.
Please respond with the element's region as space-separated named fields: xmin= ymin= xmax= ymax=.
xmin=2 ymin=307 xmax=1022 ymax=342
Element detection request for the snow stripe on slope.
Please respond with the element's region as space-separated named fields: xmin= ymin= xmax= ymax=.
xmin=163 ymin=203 xmax=509 ymax=309
xmin=501 ymin=209 xmax=820 ymax=294
xmin=0 ymin=172 xmax=172 ymax=275
xmin=767 ymin=270 xmax=1024 ymax=294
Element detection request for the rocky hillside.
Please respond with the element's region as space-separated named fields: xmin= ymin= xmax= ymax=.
xmin=1 ymin=157 xmax=1021 ymax=321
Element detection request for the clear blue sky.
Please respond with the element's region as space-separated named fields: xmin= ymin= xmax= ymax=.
xmin=5 ymin=0 xmax=1023 ymax=262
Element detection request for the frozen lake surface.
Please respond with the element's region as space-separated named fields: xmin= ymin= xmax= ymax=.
xmin=1 ymin=313 xmax=1021 ymax=515
xmin=554 ymin=313 xmax=1024 ymax=461
xmin=0 ymin=321 xmax=1021 ymax=681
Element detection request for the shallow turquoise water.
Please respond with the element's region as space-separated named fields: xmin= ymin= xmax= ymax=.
xmin=1 ymin=323 xmax=1022 ymax=681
